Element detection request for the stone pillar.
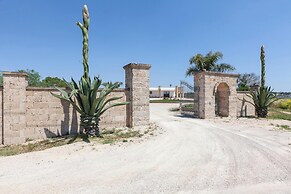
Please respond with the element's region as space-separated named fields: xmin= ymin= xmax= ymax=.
xmin=194 ymin=72 xmax=206 ymax=118
xmin=3 ymin=72 xmax=28 ymax=145
xmin=124 ymin=63 xmax=151 ymax=127
xmin=175 ymin=86 xmax=178 ymax=99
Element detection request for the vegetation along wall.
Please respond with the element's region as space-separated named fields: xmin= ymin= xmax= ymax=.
xmin=1 ymin=63 xmax=151 ymax=145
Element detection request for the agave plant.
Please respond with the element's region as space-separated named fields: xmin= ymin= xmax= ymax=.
xmin=246 ymin=86 xmax=277 ymax=118
xmin=52 ymin=77 xmax=126 ymax=136
xmin=245 ymin=46 xmax=278 ymax=118
xmin=52 ymin=5 xmax=127 ymax=136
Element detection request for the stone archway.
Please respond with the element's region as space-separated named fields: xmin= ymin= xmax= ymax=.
xmin=193 ymin=71 xmax=239 ymax=119
xmin=215 ymin=82 xmax=230 ymax=117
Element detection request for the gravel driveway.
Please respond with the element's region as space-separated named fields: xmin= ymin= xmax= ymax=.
xmin=0 ymin=103 xmax=291 ymax=193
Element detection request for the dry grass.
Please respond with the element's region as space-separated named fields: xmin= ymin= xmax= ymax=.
xmin=0 ymin=136 xmax=82 ymax=157
xmin=0 ymin=125 xmax=157 ymax=157
xmin=268 ymin=108 xmax=291 ymax=121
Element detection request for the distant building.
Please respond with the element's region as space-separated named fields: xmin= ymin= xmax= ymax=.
xmin=150 ymin=86 xmax=182 ymax=99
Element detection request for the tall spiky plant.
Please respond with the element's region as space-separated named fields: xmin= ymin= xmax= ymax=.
xmin=260 ymin=45 xmax=265 ymax=88
xmin=77 ymin=5 xmax=90 ymax=80
xmin=52 ymin=5 xmax=128 ymax=136
xmin=246 ymin=45 xmax=277 ymax=118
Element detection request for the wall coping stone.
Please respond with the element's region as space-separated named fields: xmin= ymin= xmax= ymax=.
xmin=2 ymin=72 xmax=28 ymax=77
xmin=193 ymin=71 xmax=239 ymax=78
xmin=123 ymin=63 xmax=151 ymax=70
xmin=26 ymin=87 xmax=126 ymax=92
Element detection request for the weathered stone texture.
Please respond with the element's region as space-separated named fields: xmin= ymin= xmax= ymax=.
xmin=194 ymin=71 xmax=256 ymax=119
xmin=194 ymin=71 xmax=239 ymax=119
xmin=0 ymin=87 xmax=3 ymax=144
xmin=124 ymin=63 xmax=151 ymax=127
xmin=25 ymin=88 xmax=127 ymax=141
xmin=3 ymin=72 xmax=28 ymax=145
xmin=25 ymin=88 xmax=78 ymax=140
xmin=237 ymin=92 xmax=256 ymax=117
xmin=99 ymin=90 xmax=127 ymax=128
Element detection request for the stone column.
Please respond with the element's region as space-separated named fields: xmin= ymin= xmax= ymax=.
xmin=123 ymin=63 xmax=151 ymax=127
xmin=3 ymin=72 xmax=28 ymax=145
xmin=194 ymin=72 xmax=206 ymax=118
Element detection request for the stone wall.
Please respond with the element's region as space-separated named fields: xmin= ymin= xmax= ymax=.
xmin=24 ymin=88 xmax=126 ymax=140
xmin=237 ymin=92 xmax=256 ymax=117
xmin=194 ymin=71 xmax=238 ymax=119
xmin=1 ymin=63 xmax=150 ymax=145
xmin=194 ymin=71 xmax=256 ymax=119
xmin=2 ymin=73 xmax=28 ymax=145
xmin=124 ymin=63 xmax=151 ymax=127
xmin=25 ymin=88 xmax=78 ymax=140
xmin=0 ymin=87 xmax=2 ymax=144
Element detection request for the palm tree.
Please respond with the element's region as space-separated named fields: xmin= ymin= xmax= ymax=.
xmin=186 ymin=51 xmax=235 ymax=76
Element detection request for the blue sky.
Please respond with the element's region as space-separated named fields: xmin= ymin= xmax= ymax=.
xmin=0 ymin=0 xmax=290 ymax=91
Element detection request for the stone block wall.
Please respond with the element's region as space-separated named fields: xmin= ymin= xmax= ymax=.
xmin=24 ymin=88 xmax=127 ymax=140
xmin=237 ymin=92 xmax=256 ymax=117
xmin=25 ymin=88 xmax=79 ymax=140
xmin=2 ymin=73 xmax=28 ymax=145
xmin=124 ymin=63 xmax=151 ymax=127
xmin=0 ymin=87 xmax=2 ymax=144
xmin=1 ymin=63 xmax=150 ymax=145
xmin=194 ymin=71 xmax=239 ymax=119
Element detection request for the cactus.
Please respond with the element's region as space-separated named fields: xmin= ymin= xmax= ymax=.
xmin=77 ymin=5 xmax=90 ymax=80
xmin=52 ymin=5 xmax=128 ymax=136
xmin=260 ymin=45 xmax=265 ymax=88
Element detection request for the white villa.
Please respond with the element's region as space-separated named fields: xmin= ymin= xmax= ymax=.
xmin=150 ymin=86 xmax=180 ymax=99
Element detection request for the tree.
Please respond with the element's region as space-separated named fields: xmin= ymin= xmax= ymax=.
xmin=52 ymin=5 xmax=128 ymax=137
xmin=18 ymin=69 xmax=42 ymax=87
xmin=42 ymin=77 xmax=66 ymax=87
xmin=237 ymin=73 xmax=260 ymax=91
xmin=186 ymin=51 xmax=235 ymax=76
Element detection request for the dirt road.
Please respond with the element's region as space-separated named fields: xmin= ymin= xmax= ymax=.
xmin=0 ymin=103 xmax=291 ymax=193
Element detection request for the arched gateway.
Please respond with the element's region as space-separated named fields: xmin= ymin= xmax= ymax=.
xmin=193 ymin=71 xmax=239 ymax=119
xmin=215 ymin=82 xmax=230 ymax=117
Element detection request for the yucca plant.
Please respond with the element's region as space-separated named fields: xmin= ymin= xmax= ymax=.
xmin=52 ymin=5 xmax=127 ymax=136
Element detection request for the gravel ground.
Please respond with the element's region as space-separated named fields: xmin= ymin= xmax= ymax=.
xmin=0 ymin=103 xmax=291 ymax=193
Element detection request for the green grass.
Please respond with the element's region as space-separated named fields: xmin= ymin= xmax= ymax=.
xmin=276 ymin=124 xmax=291 ymax=131
xmin=150 ymin=99 xmax=179 ymax=103
xmin=268 ymin=108 xmax=291 ymax=121
xmin=182 ymin=104 xmax=194 ymax=108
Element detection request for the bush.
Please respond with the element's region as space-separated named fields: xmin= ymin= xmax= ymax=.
xmin=279 ymin=99 xmax=291 ymax=110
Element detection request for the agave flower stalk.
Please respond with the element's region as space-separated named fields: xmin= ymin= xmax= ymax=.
xmin=260 ymin=45 xmax=265 ymax=88
xmin=52 ymin=5 xmax=128 ymax=136
xmin=77 ymin=5 xmax=90 ymax=80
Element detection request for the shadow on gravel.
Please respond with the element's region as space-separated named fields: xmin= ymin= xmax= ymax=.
xmin=173 ymin=113 xmax=199 ymax=119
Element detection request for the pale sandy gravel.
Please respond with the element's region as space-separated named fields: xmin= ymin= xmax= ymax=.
xmin=0 ymin=103 xmax=291 ymax=194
